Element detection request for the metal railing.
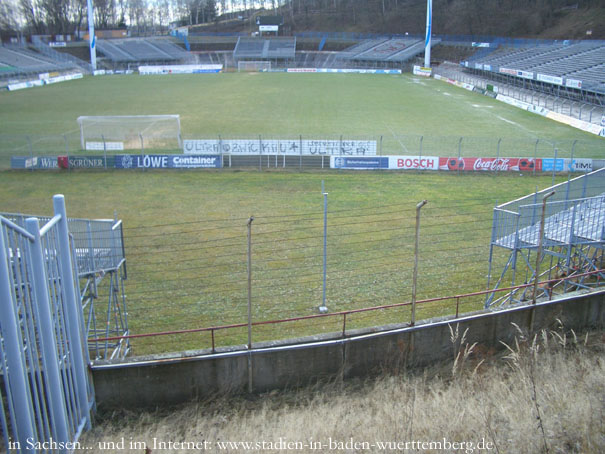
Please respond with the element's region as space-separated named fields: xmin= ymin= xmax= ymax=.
xmin=492 ymin=170 xmax=605 ymax=249
xmin=0 ymin=195 xmax=93 ymax=453
xmin=498 ymin=168 xmax=605 ymax=213
xmin=434 ymin=64 xmax=605 ymax=118
xmin=3 ymin=213 xmax=126 ymax=277
xmin=90 ymin=269 xmax=604 ymax=355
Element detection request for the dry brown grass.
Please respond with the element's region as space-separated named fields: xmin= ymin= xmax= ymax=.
xmin=82 ymin=326 xmax=605 ymax=454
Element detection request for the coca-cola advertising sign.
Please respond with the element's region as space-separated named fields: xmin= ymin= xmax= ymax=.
xmin=438 ymin=157 xmax=542 ymax=172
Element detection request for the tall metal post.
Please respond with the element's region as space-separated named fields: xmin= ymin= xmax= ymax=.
xmin=552 ymin=147 xmax=558 ymax=186
xmin=411 ymin=200 xmax=428 ymax=325
xmin=102 ymin=134 xmax=107 ymax=169
xmin=0 ymin=225 xmax=36 ymax=448
xmin=139 ymin=133 xmax=145 ymax=170
xmin=26 ymin=218 xmax=70 ymax=444
xmin=258 ymin=135 xmax=262 ymax=172
xmin=424 ymin=0 xmax=433 ymax=68
xmin=27 ymin=135 xmax=33 ymax=170
xmin=53 ymin=195 xmax=92 ymax=428
xmin=319 ymin=181 xmax=328 ymax=313
xmin=299 ymin=135 xmax=303 ymax=170
xmin=246 ymin=216 xmax=254 ymax=392
xmin=64 ymin=134 xmax=70 ymax=167
xmin=247 ymin=216 xmax=254 ymax=349
xmin=86 ymin=0 xmax=97 ymax=71
xmin=533 ymin=139 xmax=539 ymax=177
xmin=496 ymin=138 xmax=502 ymax=173
xmin=533 ymin=191 xmax=555 ymax=304
xmin=457 ymin=137 xmax=463 ymax=176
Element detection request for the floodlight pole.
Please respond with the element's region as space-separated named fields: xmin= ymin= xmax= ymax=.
xmin=87 ymin=0 xmax=97 ymax=71
xmin=424 ymin=0 xmax=433 ymax=68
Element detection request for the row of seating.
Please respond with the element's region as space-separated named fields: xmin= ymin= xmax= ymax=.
xmin=233 ymin=37 xmax=296 ymax=59
xmin=338 ymin=38 xmax=433 ymax=62
xmin=467 ymin=41 xmax=605 ymax=93
xmin=97 ymin=38 xmax=190 ymax=62
xmin=0 ymin=45 xmax=73 ymax=73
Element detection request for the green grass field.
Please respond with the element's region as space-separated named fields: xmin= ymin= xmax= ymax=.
xmin=0 ymin=72 xmax=600 ymax=356
xmin=0 ymin=169 xmax=567 ymax=355
xmin=0 ymin=73 xmax=602 ymax=166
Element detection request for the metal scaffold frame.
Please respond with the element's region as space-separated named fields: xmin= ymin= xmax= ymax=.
xmin=485 ymin=168 xmax=605 ymax=308
xmin=0 ymin=210 xmax=129 ymax=360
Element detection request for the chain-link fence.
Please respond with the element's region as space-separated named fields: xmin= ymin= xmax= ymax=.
xmin=2 ymin=132 xmax=602 ymax=171
xmin=434 ymin=64 xmax=605 ymax=125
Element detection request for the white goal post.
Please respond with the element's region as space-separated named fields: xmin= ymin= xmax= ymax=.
xmin=237 ymin=61 xmax=272 ymax=72
xmin=77 ymin=115 xmax=182 ymax=151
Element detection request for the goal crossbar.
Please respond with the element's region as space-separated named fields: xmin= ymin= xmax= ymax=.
xmin=77 ymin=115 xmax=182 ymax=150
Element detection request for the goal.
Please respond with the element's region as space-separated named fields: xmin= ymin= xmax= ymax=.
xmin=237 ymin=61 xmax=272 ymax=72
xmin=77 ymin=115 xmax=182 ymax=151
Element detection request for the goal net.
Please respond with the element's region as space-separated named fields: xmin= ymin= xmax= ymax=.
xmin=77 ymin=115 xmax=182 ymax=151
xmin=237 ymin=61 xmax=272 ymax=72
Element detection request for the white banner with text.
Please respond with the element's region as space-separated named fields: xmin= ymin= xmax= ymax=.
xmin=184 ymin=139 xmax=377 ymax=156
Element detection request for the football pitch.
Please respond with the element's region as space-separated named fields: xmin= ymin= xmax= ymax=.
xmin=0 ymin=72 xmax=600 ymax=355
xmin=0 ymin=72 xmax=602 ymax=163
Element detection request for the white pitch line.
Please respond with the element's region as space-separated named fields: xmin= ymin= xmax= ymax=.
xmin=387 ymin=125 xmax=410 ymax=154
xmin=495 ymin=115 xmax=542 ymax=138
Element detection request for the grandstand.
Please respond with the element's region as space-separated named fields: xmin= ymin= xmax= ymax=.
xmin=233 ymin=37 xmax=296 ymax=61
xmin=464 ymin=41 xmax=605 ymax=96
xmin=97 ymin=38 xmax=192 ymax=65
xmin=294 ymin=51 xmax=340 ymax=68
xmin=337 ymin=37 xmax=439 ymax=63
xmin=0 ymin=44 xmax=76 ymax=78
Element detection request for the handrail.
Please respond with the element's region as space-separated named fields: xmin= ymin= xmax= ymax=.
xmin=0 ymin=215 xmax=35 ymax=241
xmin=38 ymin=214 xmax=62 ymax=237
xmin=90 ymin=268 xmax=603 ymax=351
xmin=494 ymin=208 xmax=519 ymax=216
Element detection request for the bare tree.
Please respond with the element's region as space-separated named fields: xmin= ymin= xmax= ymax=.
xmin=19 ymin=0 xmax=46 ymax=33
xmin=0 ymin=0 xmax=22 ymax=34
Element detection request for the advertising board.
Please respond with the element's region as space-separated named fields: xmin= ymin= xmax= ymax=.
xmin=330 ymin=156 xmax=439 ymax=170
xmin=537 ymin=74 xmax=563 ymax=85
xmin=115 ymin=154 xmax=222 ymax=169
xmin=138 ymin=65 xmax=223 ymax=74
xmin=542 ymin=159 xmax=593 ymax=173
xmin=565 ymin=79 xmax=582 ymax=89
xmin=413 ymin=66 xmax=432 ymax=77
xmin=438 ymin=157 xmax=542 ymax=172
xmin=388 ymin=156 xmax=439 ymax=170
xmin=330 ymin=157 xmax=388 ymax=169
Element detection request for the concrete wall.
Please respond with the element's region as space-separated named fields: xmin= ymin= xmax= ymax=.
xmin=92 ymin=290 xmax=605 ymax=409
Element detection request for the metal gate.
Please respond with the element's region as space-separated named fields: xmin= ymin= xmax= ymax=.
xmin=0 ymin=195 xmax=94 ymax=452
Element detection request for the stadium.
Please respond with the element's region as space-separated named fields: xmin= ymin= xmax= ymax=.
xmin=1 ymin=0 xmax=604 ymax=451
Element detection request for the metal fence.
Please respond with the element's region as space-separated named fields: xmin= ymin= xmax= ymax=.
xmin=486 ymin=169 xmax=605 ymax=307
xmin=0 ymin=195 xmax=94 ymax=453
xmin=434 ymin=65 xmax=605 ymax=124
xmin=2 ymin=211 xmax=130 ymax=360
xmin=1 ymin=132 xmax=602 ymax=171
xmin=497 ymin=168 xmax=605 ymax=216
xmin=87 ymin=181 xmax=605 ymax=357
